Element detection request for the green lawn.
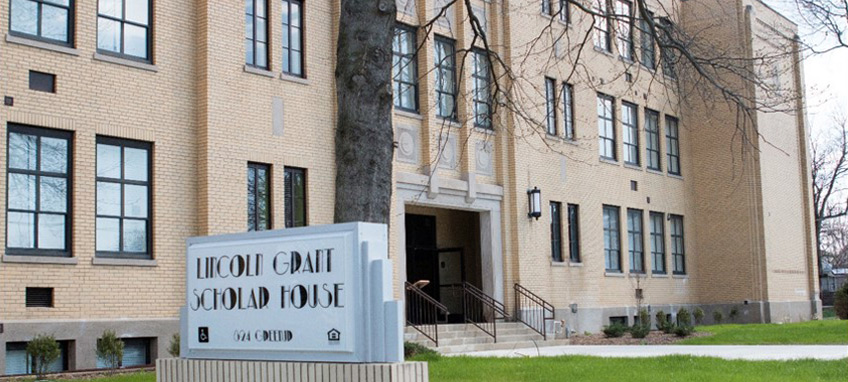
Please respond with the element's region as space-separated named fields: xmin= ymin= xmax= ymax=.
xmin=823 ymin=307 xmax=836 ymax=319
xmin=417 ymin=356 xmax=847 ymax=382
xmin=677 ymin=320 xmax=848 ymax=345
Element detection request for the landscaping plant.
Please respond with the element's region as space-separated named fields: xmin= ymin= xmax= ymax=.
xmin=656 ymin=310 xmax=675 ymax=333
xmin=26 ymin=334 xmax=61 ymax=380
xmin=96 ymin=330 xmax=124 ymax=373
xmin=602 ymin=323 xmax=628 ymax=338
xmin=693 ymin=307 xmax=705 ymax=325
xmin=675 ymin=308 xmax=695 ymax=337
xmin=713 ymin=310 xmax=724 ymax=324
xmin=729 ymin=306 xmax=740 ymax=322
xmin=167 ymin=333 xmax=180 ymax=357
xmin=631 ymin=308 xmax=651 ymax=338
xmin=835 ymin=282 xmax=848 ymax=320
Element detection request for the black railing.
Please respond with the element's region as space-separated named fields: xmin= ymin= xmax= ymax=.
xmin=405 ymin=281 xmax=449 ymax=346
xmin=461 ymin=282 xmax=509 ymax=343
xmin=513 ymin=283 xmax=555 ymax=340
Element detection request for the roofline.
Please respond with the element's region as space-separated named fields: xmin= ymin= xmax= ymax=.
xmin=755 ymin=0 xmax=799 ymax=28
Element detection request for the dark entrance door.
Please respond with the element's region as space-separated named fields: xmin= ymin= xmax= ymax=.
xmin=406 ymin=214 xmax=440 ymax=302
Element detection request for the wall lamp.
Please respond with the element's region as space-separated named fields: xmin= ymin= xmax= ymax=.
xmin=528 ymin=187 xmax=542 ymax=220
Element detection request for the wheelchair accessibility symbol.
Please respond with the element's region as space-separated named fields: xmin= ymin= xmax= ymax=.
xmin=198 ymin=327 xmax=209 ymax=343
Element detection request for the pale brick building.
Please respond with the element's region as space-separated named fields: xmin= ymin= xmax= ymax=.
xmin=0 ymin=0 xmax=818 ymax=374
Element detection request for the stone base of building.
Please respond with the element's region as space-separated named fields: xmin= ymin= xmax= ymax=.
xmin=156 ymin=359 xmax=428 ymax=382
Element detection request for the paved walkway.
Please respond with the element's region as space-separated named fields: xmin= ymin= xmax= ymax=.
xmin=452 ymin=345 xmax=848 ymax=360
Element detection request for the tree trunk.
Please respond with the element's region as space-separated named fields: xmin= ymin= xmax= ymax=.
xmin=334 ymin=0 xmax=397 ymax=224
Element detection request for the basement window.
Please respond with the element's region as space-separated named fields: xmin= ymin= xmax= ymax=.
xmin=25 ymin=287 xmax=54 ymax=307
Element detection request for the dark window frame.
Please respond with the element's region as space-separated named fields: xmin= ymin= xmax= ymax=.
xmin=559 ymin=0 xmax=570 ymax=23
xmin=593 ymin=0 xmax=611 ymax=52
xmin=281 ymin=0 xmax=305 ymax=77
xmin=95 ymin=136 xmax=153 ymax=259
xmin=542 ymin=0 xmax=552 ymax=15
xmin=247 ymin=162 xmax=272 ymax=232
xmin=545 ymin=77 xmax=557 ymax=136
xmin=393 ymin=23 xmax=419 ymax=113
xmin=96 ymin=0 xmax=153 ymax=62
xmin=639 ymin=10 xmax=656 ymax=69
xmin=8 ymin=0 xmax=75 ymax=46
xmin=659 ymin=17 xmax=677 ymax=79
xmin=434 ymin=35 xmax=458 ymax=121
xmin=666 ymin=115 xmax=681 ymax=175
xmin=649 ymin=211 xmax=666 ymax=274
xmin=670 ymin=214 xmax=686 ymax=275
xmin=567 ymin=203 xmax=581 ymax=263
xmin=627 ymin=208 xmax=645 ymax=273
xmin=472 ymin=48 xmax=493 ymax=129
xmin=5 ymin=124 xmax=73 ymax=258
xmin=598 ymin=93 xmax=616 ymax=161
xmin=550 ymin=201 xmax=563 ymax=263
xmin=284 ymin=167 xmax=307 ymax=228
xmin=245 ymin=0 xmax=269 ymax=69
xmin=645 ymin=108 xmax=661 ymax=171
xmin=615 ymin=0 xmax=634 ymax=60
xmin=562 ymin=82 xmax=574 ymax=140
xmin=622 ymin=101 xmax=639 ymax=166
xmin=603 ymin=205 xmax=622 ymax=272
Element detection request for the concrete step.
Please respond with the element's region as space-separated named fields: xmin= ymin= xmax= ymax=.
xmin=408 ymin=333 xmax=547 ymax=347
xmin=403 ymin=323 xmax=562 ymax=353
xmin=404 ymin=327 xmax=542 ymax=341
xmin=436 ymin=339 xmax=571 ymax=354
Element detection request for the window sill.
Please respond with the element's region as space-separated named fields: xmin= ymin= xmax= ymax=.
xmin=605 ymin=271 xmax=626 ymax=278
xmin=668 ymin=173 xmax=684 ymax=180
xmin=2 ymin=255 xmax=78 ymax=265
xmin=280 ymin=73 xmax=310 ymax=85
xmin=593 ymin=46 xmax=615 ymax=58
xmin=473 ymin=126 xmax=495 ymax=135
xmin=243 ymin=65 xmax=275 ymax=78
xmin=569 ymin=262 xmax=584 ymax=267
xmin=673 ymin=274 xmax=688 ymax=279
xmin=629 ymin=271 xmax=648 ymax=277
xmin=394 ymin=109 xmax=424 ymax=120
xmin=92 ymin=257 xmax=158 ymax=267
xmin=599 ymin=158 xmax=619 ymax=166
xmin=551 ymin=261 xmax=568 ymax=267
xmin=94 ymin=53 xmax=158 ymax=72
xmin=646 ymin=169 xmax=664 ymax=176
xmin=624 ymin=163 xmax=642 ymax=171
xmin=651 ymin=273 xmax=669 ymax=279
xmin=6 ymin=34 xmax=79 ymax=56
xmin=562 ymin=138 xmax=579 ymax=146
xmin=435 ymin=118 xmax=462 ymax=128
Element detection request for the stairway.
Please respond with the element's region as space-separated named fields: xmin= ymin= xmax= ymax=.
xmin=404 ymin=323 xmax=570 ymax=354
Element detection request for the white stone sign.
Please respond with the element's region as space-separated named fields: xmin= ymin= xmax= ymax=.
xmin=180 ymin=222 xmax=402 ymax=363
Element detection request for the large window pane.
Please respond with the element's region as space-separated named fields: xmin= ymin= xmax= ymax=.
xmin=41 ymin=137 xmax=68 ymax=173
xmin=96 ymin=217 xmax=120 ymax=252
xmin=41 ymin=5 xmax=69 ymax=41
xmin=124 ymin=24 xmax=148 ymax=59
xmin=98 ymin=0 xmax=150 ymax=60
xmin=10 ymin=0 xmax=39 ymax=35
xmin=125 ymin=0 xmax=149 ymax=24
xmin=124 ymin=147 xmax=148 ymax=181
xmin=124 ymin=185 xmax=148 ymax=218
xmin=99 ymin=0 xmax=122 ymax=17
xmin=97 ymin=143 xmax=122 ymax=178
xmin=9 ymin=133 xmax=37 ymax=171
xmin=97 ymin=18 xmax=122 ymax=53
xmin=40 ymin=177 xmax=67 ymax=213
xmin=38 ymin=213 xmax=65 ymax=249
xmin=8 ymin=212 xmax=35 ymax=248
xmin=247 ymin=163 xmax=271 ymax=231
xmin=123 ymin=219 xmax=147 ymax=252
xmin=8 ymin=174 xmax=37 ymax=210
xmin=97 ymin=182 xmax=122 ymax=216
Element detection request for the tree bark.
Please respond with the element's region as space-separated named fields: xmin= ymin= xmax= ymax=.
xmin=334 ymin=0 xmax=397 ymax=224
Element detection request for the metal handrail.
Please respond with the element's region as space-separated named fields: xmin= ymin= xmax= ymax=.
xmin=461 ymin=282 xmax=509 ymax=343
xmin=405 ymin=282 xmax=449 ymax=346
xmin=513 ymin=283 xmax=555 ymax=340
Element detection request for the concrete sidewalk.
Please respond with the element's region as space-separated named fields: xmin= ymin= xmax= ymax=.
xmin=451 ymin=345 xmax=848 ymax=360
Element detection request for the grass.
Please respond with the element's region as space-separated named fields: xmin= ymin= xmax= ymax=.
xmin=416 ymin=355 xmax=848 ymax=382
xmin=823 ymin=307 xmax=836 ymax=319
xmin=678 ymin=320 xmax=848 ymax=345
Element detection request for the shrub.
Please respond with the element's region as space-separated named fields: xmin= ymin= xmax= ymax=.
xmin=630 ymin=324 xmax=650 ymax=339
xmin=26 ymin=334 xmax=61 ymax=379
xmin=713 ymin=310 xmax=724 ymax=324
xmin=835 ymin=283 xmax=848 ymax=320
xmin=656 ymin=310 xmax=675 ymax=333
xmin=693 ymin=307 xmax=705 ymax=325
xmin=674 ymin=324 xmax=694 ymax=337
xmin=404 ymin=342 xmax=438 ymax=359
xmin=637 ymin=308 xmax=651 ymax=328
xmin=167 ymin=333 xmax=180 ymax=357
xmin=677 ymin=308 xmax=692 ymax=328
xmin=729 ymin=306 xmax=740 ymax=322
xmin=602 ymin=323 xmax=628 ymax=338
xmin=96 ymin=330 xmax=124 ymax=372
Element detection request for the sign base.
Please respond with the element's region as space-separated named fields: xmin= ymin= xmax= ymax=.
xmin=156 ymin=358 xmax=428 ymax=382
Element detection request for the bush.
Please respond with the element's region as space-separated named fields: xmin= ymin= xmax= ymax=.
xmin=404 ymin=342 xmax=439 ymax=359
xmin=693 ymin=307 xmax=705 ymax=325
xmin=96 ymin=330 xmax=124 ymax=371
xmin=835 ymin=283 xmax=848 ymax=320
xmin=656 ymin=310 xmax=674 ymax=333
xmin=26 ymin=334 xmax=61 ymax=379
xmin=713 ymin=310 xmax=724 ymax=324
xmin=602 ymin=323 xmax=628 ymax=338
xmin=677 ymin=308 xmax=692 ymax=328
xmin=630 ymin=324 xmax=650 ymax=339
xmin=674 ymin=324 xmax=694 ymax=337
xmin=168 ymin=333 xmax=180 ymax=357
xmin=637 ymin=308 xmax=651 ymax=328
xmin=729 ymin=306 xmax=740 ymax=322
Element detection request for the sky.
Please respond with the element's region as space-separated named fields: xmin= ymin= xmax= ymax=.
xmin=766 ymin=1 xmax=848 ymax=136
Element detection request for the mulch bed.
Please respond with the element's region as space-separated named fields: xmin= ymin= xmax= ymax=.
xmin=0 ymin=366 xmax=153 ymax=381
xmin=568 ymin=330 xmax=712 ymax=345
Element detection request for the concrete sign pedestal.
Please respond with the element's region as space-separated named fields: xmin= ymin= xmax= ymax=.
xmin=156 ymin=359 xmax=429 ymax=382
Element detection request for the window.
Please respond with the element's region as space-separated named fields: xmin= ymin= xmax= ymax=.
xmin=26 ymin=287 xmax=53 ymax=307
xmin=639 ymin=10 xmax=656 ymax=69
xmin=567 ymin=204 xmax=581 ymax=262
xmin=593 ymin=0 xmax=610 ymax=52
xmin=645 ymin=109 xmax=661 ymax=171
xmin=29 ymin=71 xmax=56 ymax=93
xmin=670 ymin=215 xmax=685 ymax=275
xmin=5 ymin=341 xmax=69 ymax=375
xmin=245 ymin=0 xmax=269 ymax=68
xmin=603 ymin=205 xmax=621 ymax=272
xmin=97 ymin=0 xmax=151 ymax=60
xmin=597 ymin=93 xmax=616 ymax=160
xmin=281 ymin=0 xmax=303 ymax=76
xmin=96 ymin=137 xmax=152 ymax=258
xmin=434 ymin=37 xmax=457 ymax=120
xmin=659 ymin=17 xmax=677 ymax=78
xmin=649 ymin=212 xmax=666 ymax=274
xmin=666 ymin=115 xmax=680 ymax=175
xmin=545 ymin=77 xmax=557 ymax=135
xmin=559 ymin=0 xmax=570 ymax=23
xmin=248 ymin=163 xmax=271 ymax=232
xmin=562 ymin=83 xmax=574 ymax=140
xmin=622 ymin=102 xmax=639 ymax=165
xmin=284 ymin=167 xmax=306 ymax=228
xmin=627 ymin=209 xmax=644 ymax=273
xmin=393 ymin=25 xmax=419 ymax=112
xmin=615 ymin=0 xmax=634 ymax=60
xmin=472 ymin=49 xmax=492 ymax=128
xmin=542 ymin=0 xmax=551 ymax=15
xmin=551 ymin=202 xmax=563 ymax=262
xmin=10 ymin=0 xmax=73 ymax=45
xmin=6 ymin=125 xmax=72 ymax=257
xmin=96 ymin=338 xmax=151 ymax=368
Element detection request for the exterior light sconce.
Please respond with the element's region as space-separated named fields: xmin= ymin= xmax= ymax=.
xmin=528 ymin=187 xmax=542 ymax=220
